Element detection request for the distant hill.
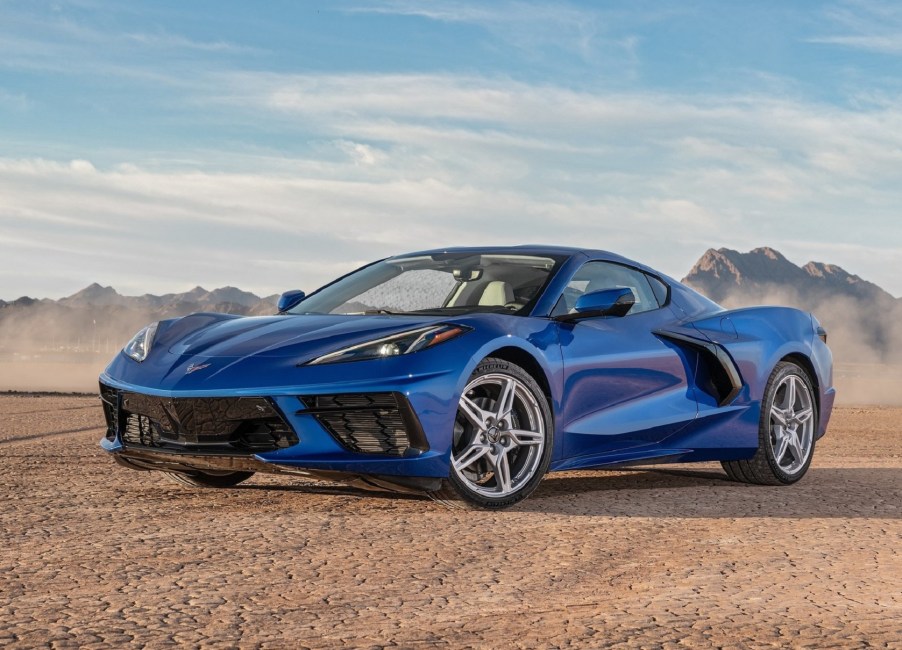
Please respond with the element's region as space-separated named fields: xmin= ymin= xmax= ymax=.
xmin=56 ymin=283 xmax=276 ymax=314
xmin=0 ymin=285 xmax=278 ymax=358
xmin=683 ymin=247 xmax=902 ymax=364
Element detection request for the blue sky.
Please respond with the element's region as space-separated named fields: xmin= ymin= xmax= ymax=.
xmin=1 ymin=0 xmax=901 ymax=298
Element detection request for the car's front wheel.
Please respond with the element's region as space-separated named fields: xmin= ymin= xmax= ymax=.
xmin=165 ymin=470 xmax=255 ymax=488
xmin=435 ymin=357 xmax=553 ymax=509
xmin=722 ymin=361 xmax=817 ymax=485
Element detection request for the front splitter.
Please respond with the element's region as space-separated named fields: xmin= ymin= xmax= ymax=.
xmin=112 ymin=447 xmax=443 ymax=495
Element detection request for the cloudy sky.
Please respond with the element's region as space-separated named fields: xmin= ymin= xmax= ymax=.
xmin=1 ymin=0 xmax=901 ymax=299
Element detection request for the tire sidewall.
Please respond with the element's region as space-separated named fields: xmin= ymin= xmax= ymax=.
xmin=761 ymin=361 xmax=817 ymax=484
xmin=447 ymin=358 xmax=554 ymax=508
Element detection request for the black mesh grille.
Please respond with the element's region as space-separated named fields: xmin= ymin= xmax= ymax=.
xmin=99 ymin=384 xmax=298 ymax=454
xmin=123 ymin=413 xmax=159 ymax=447
xmin=299 ymin=393 xmax=427 ymax=457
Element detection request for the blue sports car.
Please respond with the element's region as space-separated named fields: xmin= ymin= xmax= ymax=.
xmin=99 ymin=246 xmax=835 ymax=509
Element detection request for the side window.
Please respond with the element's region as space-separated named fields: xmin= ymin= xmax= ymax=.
xmin=646 ymin=274 xmax=669 ymax=306
xmin=551 ymin=261 xmax=661 ymax=317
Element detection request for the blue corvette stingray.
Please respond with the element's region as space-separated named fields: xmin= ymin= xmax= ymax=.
xmin=99 ymin=246 xmax=835 ymax=508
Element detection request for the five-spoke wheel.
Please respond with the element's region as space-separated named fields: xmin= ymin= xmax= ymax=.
xmin=768 ymin=373 xmax=815 ymax=475
xmin=722 ymin=361 xmax=817 ymax=485
xmin=437 ymin=357 xmax=553 ymax=508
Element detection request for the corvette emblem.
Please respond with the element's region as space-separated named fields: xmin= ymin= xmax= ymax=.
xmin=185 ymin=362 xmax=211 ymax=375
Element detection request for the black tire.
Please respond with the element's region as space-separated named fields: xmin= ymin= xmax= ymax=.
xmin=722 ymin=361 xmax=817 ymax=485
xmin=432 ymin=357 xmax=553 ymax=509
xmin=165 ymin=470 xmax=255 ymax=488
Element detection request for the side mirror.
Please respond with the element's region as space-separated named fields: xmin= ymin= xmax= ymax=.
xmin=277 ymin=290 xmax=306 ymax=313
xmin=557 ymin=287 xmax=635 ymax=322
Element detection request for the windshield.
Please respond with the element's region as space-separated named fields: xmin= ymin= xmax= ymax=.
xmin=291 ymin=252 xmax=567 ymax=316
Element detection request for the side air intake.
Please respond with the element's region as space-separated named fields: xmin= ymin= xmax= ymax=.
xmin=654 ymin=330 xmax=743 ymax=407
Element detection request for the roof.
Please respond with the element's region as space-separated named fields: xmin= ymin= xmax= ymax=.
xmin=394 ymin=244 xmax=616 ymax=259
xmin=388 ymin=245 xmax=678 ymax=286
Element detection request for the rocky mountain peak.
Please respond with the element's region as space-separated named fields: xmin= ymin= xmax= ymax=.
xmin=60 ymin=283 xmax=124 ymax=308
xmin=691 ymin=248 xmax=742 ymax=281
xmin=182 ymin=286 xmax=209 ymax=299
xmin=684 ymin=247 xmax=807 ymax=301
xmin=684 ymin=247 xmax=896 ymax=305
xmin=751 ymin=246 xmax=786 ymax=262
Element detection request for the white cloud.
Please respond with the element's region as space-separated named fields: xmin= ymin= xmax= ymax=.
xmin=346 ymin=0 xmax=603 ymax=58
xmin=811 ymin=0 xmax=902 ymax=55
xmin=334 ymin=140 xmax=386 ymax=166
xmin=810 ymin=34 xmax=902 ymax=54
xmin=68 ymin=159 xmax=96 ymax=173
xmin=122 ymin=31 xmax=265 ymax=55
xmin=3 ymin=70 xmax=902 ymax=297
xmin=0 ymin=5 xmax=262 ymax=84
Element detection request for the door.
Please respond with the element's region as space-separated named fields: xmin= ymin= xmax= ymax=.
xmin=554 ymin=261 xmax=699 ymax=460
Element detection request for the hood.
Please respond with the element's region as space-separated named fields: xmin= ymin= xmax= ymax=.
xmin=158 ymin=312 xmax=448 ymax=361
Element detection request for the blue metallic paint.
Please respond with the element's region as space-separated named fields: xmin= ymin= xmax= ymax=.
xmin=100 ymin=246 xmax=835 ymax=483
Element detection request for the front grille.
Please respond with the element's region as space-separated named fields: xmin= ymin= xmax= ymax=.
xmin=298 ymin=393 xmax=428 ymax=456
xmin=99 ymin=383 xmax=298 ymax=454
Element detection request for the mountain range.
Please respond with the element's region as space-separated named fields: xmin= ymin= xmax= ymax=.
xmin=682 ymin=247 xmax=901 ymax=365
xmin=682 ymin=246 xmax=897 ymax=306
xmin=0 ymin=285 xmax=278 ymax=359
xmin=0 ymin=283 xmax=277 ymax=314
xmin=1 ymin=247 xmax=899 ymax=364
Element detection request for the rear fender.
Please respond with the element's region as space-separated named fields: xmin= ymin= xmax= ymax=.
xmin=690 ymin=306 xmax=833 ymax=437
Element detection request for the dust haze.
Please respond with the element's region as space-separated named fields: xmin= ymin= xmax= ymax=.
xmin=0 ymin=304 xmax=159 ymax=393
xmin=715 ymin=285 xmax=902 ymax=406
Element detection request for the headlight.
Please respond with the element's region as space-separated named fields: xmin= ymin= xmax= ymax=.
xmin=307 ymin=324 xmax=470 ymax=365
xmin=123 ymin=322 xmax=159 ymax=362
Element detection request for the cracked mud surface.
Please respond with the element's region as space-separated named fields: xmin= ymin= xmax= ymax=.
xmin=1 ymin=396 xmax=899 ymax=648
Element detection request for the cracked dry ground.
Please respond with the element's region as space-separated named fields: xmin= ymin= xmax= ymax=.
xmin=0 ymin=396 xmax=900 ymax=649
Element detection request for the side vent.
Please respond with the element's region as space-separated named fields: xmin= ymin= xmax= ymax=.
xmin=655 ymin=330 xmax=743 ymax=406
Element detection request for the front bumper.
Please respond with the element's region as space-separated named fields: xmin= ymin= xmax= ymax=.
xmin=99 ymin=371 xmax=455 ymax=480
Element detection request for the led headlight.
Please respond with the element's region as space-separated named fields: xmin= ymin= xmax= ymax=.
xmin=307 ymin=324 xmax=470 ymax=365
xmin=123 ymin=322 xmax=159 ymax=362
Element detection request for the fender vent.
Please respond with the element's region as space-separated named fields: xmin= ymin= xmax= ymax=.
xmin=654 ymin=330 xmax=743 ymax=406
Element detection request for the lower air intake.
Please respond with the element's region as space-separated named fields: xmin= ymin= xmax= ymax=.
xmin=99 ymin=383 xmax=298 ymax=454
xmin=299 ymin=393 xmax=428 ymax=457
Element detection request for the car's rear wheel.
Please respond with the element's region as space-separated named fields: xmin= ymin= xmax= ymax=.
xmin=722 ymin=361 xmax=817 ymax=485
xmin=434 ymin=357 xmax=553 ymax=509
xmin=165 ymin=470 xmax=255 ymax=488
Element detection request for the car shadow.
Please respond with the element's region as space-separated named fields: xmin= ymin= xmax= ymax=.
xmin=516 ymin=466 xmax=902 ymax=518
xmin=233 ymin=481 xmax=428 ymax=502
xmin=228 ymin=466 xmax=900 ymax=518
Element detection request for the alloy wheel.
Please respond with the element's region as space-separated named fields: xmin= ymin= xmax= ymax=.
xmin=451 ymin=373 xmax=546 ymax=497
xmin=768 ymin=374 xmax=815 ymax=475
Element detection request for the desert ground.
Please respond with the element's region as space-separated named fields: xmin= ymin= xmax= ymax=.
xmin=0 ymin=396 xmax=899 ymax=649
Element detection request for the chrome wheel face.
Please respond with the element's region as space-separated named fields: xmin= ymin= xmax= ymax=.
xmin=769 ymin=374 xmax=815 ymax=475
xmin=451 ymin=373 xmax=545 ymax=498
